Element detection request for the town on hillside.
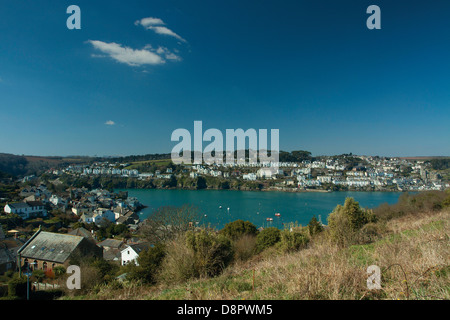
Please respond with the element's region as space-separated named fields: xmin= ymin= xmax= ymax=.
xmin=0 ymin=183 xmax=151 ymax=283
xmin=53 ymin=154 xmax=449 ymax=192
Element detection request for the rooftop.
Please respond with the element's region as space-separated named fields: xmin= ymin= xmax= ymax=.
xmin=19 ymin=231 xmax=85 ymax=263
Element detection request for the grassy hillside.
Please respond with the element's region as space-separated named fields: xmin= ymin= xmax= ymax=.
xmin=61 ymin=192 xmax=449 ymax=301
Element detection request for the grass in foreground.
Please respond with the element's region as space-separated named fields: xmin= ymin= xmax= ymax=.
xmin=70 ymin=209 xmax=449 ymax=300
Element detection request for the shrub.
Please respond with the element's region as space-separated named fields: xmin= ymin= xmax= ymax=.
xmin=53 ymin=266 xmax=66 ymax=278
xmin=233 ymin=234 xmax=257 ymax=261
xmin=32 ymin=269 xmax=45 ymax=283
xmin=157 ymin=235 xmax=197 ymax=284
xmin=355 ymin=222 xmax=382 ymax=244
xmin=327 ymin=197 xmax=376 ymax=247
xmin=126 ymin=243 xmax=166 ymax=284
xmin=280 ymin=229 xmax=309 ymax=252
xmin=373 ymin=191 xmax=449 ymax=221
xmin=8 ymin=274 xmax=29 ymax=299
xmin=185 ymin=229 xmax=234 ymax=278
xmin=220 ymin=219 xmax=258 ymax=240
xmin=256 ymin=227 xmax=281 ymax=252
xmin=308 ymin=216 xmax=324 ymax=236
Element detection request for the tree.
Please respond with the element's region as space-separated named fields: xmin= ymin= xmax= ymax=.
xmin=220 ymin=219 xmax=258 ymax=240
xmin=280 ymin=229 xmax=309 ymax=252
xmin=327 ymin=197 xmax=375 ymax=247
xmin=140 ymin=204 xmax=203 ymax=243
xmin=126 ymin=243 xmax=166 ymax=284
xmin=308 ymin=216 xmax=324 ymax=236
xmin=256 ymin=227 xmax=281 ymax=252
xmin=185 ymin=230 xmax=234 ymax=278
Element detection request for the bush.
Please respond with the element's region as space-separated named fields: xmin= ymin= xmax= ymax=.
xmin=355 ymin=222 xmax=382 ymax=244
xmin=233 ymin=234 xmax=257 ymax=261
xmin=220 ymin=219 xmax=258 ymax=240
xmin=308 ymin=216 xmax=324 ymax=236
xmin=280 ymin=229 xmax=309 ymax=252
xmin=126 ymin=243 xmax=166 ymax=284
xmin=8 ymin=274 xmax=29 ymax=299
xmin=373 ymin=191 xmax=449 ymax=221
xmin=32 ymin=269 xmax=45 ymax=283
xmin=185 ymin=229 xmax=234 ymax=278
xmin=157 ymin=235 xmax=197 ymax=284
xmin=327 ymin=197 xmax=376 ymax=247
xmin=256 ymin=227 xmax=281 ymax=252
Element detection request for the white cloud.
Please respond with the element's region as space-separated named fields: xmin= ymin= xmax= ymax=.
xmin=147 ymin=26 xmax=187 ymax=42
xmin=136 ymin=16 xmax=187 ymax=43
xmin=155 ymin=46 xmax=182 ymax=61
xmin=105 ymin=120 xmax=116 ymax=126
xmin=87 ymin=40 xmax=164 ymax=66
xmin=135 ymin=17 xmax=165 ymax=28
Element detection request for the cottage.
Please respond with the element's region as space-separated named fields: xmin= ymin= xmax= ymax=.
xmin=121 ymin=243 xmax=152 ymax=266
xmin=4 ymin=201 xmax=47 ymax=219
xmin=97 ymin=238 xmax=126 ymax=262
xmin=17 ymin=229 xmax=102 ymax=273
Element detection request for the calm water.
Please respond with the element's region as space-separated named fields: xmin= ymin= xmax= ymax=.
xmin=117 ymin=189 xmax=404 ymax=230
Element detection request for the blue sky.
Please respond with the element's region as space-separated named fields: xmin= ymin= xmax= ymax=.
xmin=0 ymin=0 xmax=449 ymax=157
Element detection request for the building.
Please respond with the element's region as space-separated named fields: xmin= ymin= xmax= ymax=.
xmin=17 ymin=229 xmax=102 ymax=273
xmin=97 ymin=239 xmax=127 ymax=262
xmin=4 ymin=201 xmax=47 ymax=219
xmin=121 ymin=243 xmax=152 ymax=266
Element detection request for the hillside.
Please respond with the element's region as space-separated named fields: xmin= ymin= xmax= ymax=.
xmin=0 ymin=153 xmax=89 ymax=178
xmin=62 ymin=193 xmax=449 ymax=300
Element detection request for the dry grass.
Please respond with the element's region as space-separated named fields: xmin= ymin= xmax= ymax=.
xmin=68 ymin=209 xmax=449 ymax=300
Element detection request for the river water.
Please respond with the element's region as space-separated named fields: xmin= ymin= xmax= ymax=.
xmin=117 ymin=189 xmax=404 ymax=229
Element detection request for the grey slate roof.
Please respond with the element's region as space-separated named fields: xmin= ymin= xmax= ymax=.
xmin=8 ymin=202 xmax=30 ymax=209
xmin=97 ymin=239 xmax=124 ymax=249
xmin=19 ymin=231 xmax=85 ymax=263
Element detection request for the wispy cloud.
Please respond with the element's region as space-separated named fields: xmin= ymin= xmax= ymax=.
xmin=88 ymin=40 xmax=164 ymax=66
xmin=135 ymin=17 xmax=165 ymax=28
xmin=147 ymin=26 xmax=187 ymax=42
xmin=88 ymin=16 xmax=186 ymax=68
xmin=146 ymin=45 xmax=182 ymax=62
xmin=135 ymin=16 xmax=187 ymax=42
xmin=105 ymin=120 xmax=116 ymax=126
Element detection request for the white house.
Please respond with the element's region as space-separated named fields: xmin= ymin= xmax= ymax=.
xmin=94 ymin=208 xmax=116 ymax=223
xmin=4 ymin=201 xmax=47 ymax=219
xmin=49 ymin=195 xmax=67 ymax=208
xmin=243 ymin=173 xmax=257 ymax=181
xmin=120 ymin=243 xmax=152 ymax=266
xmin=256 ymin=168 xmax=277 ymax=179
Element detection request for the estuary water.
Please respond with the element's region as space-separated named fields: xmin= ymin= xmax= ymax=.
xmin=117 ymin=189 xmax=404 ymax=230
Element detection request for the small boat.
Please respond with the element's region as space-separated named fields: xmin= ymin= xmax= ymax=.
xmin=227 ymin=207 xmax=230 ymax=211
xmin=266 ymin=217 xmax=273 ymax=222
xmin=219 ymin=206 xmax=222 ymax=209
xmin=275 ymin=213 xmax=281 ymax=217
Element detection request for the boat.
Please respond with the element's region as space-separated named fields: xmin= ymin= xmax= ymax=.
xmin=266 ymin=217 xmax=273 ymax=222
xmin=219 ymin=206 xmax=222 ymax=209
xmin=275 ymin=213 xmax=281 ymax=217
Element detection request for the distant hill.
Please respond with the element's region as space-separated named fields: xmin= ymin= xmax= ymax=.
xmin=0 ymin=153 xmax=89 ymax=178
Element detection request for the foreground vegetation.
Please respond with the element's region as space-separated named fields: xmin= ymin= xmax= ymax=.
xmin=2 ymin=190 xmax=449 ymax=300
xmin=55 ymin=190 xmax=449 ymax=300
